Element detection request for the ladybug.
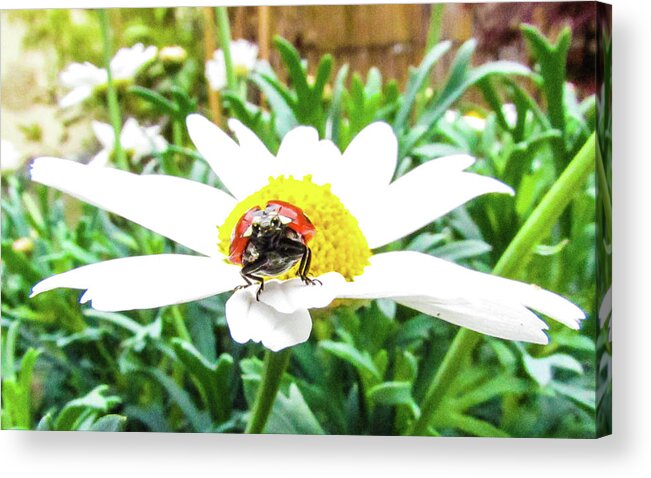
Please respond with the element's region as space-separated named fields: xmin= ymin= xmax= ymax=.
xmin=229 ymin=200 xmax=320 ymax=300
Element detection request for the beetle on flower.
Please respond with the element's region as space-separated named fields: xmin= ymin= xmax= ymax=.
xmin=30 ymin=114 xmax=585 ymax=351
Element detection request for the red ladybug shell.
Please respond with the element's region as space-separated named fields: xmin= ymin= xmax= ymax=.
xmin=228 ymin=201 xmax=316 ymax=265
xmin=228 ymin=205 xmax=261 ymax=265
xmin=267 ymin=200 xmax=316 ymax=241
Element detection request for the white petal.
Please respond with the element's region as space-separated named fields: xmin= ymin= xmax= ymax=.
xmin=230 ymin=39 xmax=259 ymax=71
xmin=338 ymin=251 xmax=585 ymax=343
xmin=275 ymin=125 xmax=320 ymax=179
xmin=30 ymin=255 xmax=242 ymax=311
xmin=397 ymin=296 xmax=550 ymax=344
xmin=59 ymin=62 xmax=105 ymax=89
xmin=89 ymin=150 xmax=110 ymax=168
xmin=356 ymin=155 xmax=514 ymax=248
xmin=186 ymin=114 xmax=270 ymax=199
xmin=341 ymin=122 xmax=397 ymax=189
xmin=226 ymin=289 xmax=312 ymax=351
xmin=59 ymin=85 xmax=94 ymax=108
xmin=205 ymin=58 xmax=227 ymax=91
xmin=227 ymin=118 xmax=276 ymax=165
xmin=92 ymin=121 xmax=116 ymax=150
xmin=30 ymin=157 xmax=236 ymax=257
xmin=258 ymin=272 xmax=345 ymax=314
xmin=110 ymin=43 xmax=157 ymax=79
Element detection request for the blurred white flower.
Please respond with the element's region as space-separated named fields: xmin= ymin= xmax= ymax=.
xmin=59 ymin=43 xmax=157 ymax=108
xmin=90 ymin=118 xmax=167 ymax=167
xmin=205 ymin=39 xmax=259 ymax=91
xmin=444 ymin=104 xmax=519 ymax=131
xmin=30 ymin=115 xmax=584 ymax=351
xmin=1 ymin=139 xmax=25 ymax=172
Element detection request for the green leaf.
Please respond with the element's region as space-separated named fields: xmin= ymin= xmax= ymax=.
xmin=394 ymin=41 xmax=451 ymax=130
xmin=523 ymin=353 xmax=584 ymax=386
xmin=35 ymin=412 xmax=54 ymax=431
xmin=431 ymin=239 xmax=492 ymax=262
xmin=251 ymin=72 xmax=298 ymax=137
xmin=145 ymin=368 xmax=211 ymax=432
xmin=534 ymin=239 xmax=569 ymax=256
xmin=2 ymin=320 xmax=20 ymax=381
xmin=412 ymin=143 xmax=466 ymax=159
xmin=89 ymin=414 xmax=127 ymax=432
xmin=319 ymin=341 xmax=381 ymax=380
xmin=444 ymin=413 xmax=510 ymax=437
xmin=273 ymin=36 xmax=310 ymax=105
xmin=404 ymin=51 xmax=529 ymax=156
xmin=550 ymin=381 xmax=596 ymax=411
xmin=454 ymin=374 xmax=530 ymax=411
xmin=54 ymin=385 xmax=121 ymax=431
xmin=310 ymin=53 xmax=333 ymax=105
xmin=129 ymin=85 xmax=179 ymax=117
xmin=368 ymin=382 xmax=416 ymax=407
xmin=326 ymin=63 xmax=349 ymax=144
xmin=172 ymin=339 xmax=233 ymax=423
xmin=265 ymin=383 xmax=325 ymax=434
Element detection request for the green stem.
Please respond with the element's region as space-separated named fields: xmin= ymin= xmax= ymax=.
xmin=97 ymin=9 xmax=127 ymax=169
xmin=245 ymin=348 xmax=291 ymax=434
xmin=215 ymin=7 xmax=237 ymax=93
xmin=408 ymin=132 xmax=596 ymax=436
xmin=493 ymin=132 xmax=596 ymax=278
xmin=171 ymin=306 xmax=192 ymax=343
xmin=595 ymin=139 xmax=612 ymax=243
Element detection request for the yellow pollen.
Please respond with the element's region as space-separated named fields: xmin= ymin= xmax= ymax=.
xmin=218 ymin=176 xmax=371 ymax=281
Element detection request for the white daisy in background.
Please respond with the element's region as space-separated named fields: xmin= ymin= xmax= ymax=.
xmin=30 ymin=115 xmax=584 ymax=351
xmin=1 ymin=139 xmax=25 ymax=173
xmin=59 ymin=43 xmax=158 ymax=108
xmin=444 ymin=103 xmax=518 ymax=131
xmin=205 ymin=39 xmax=259 ymax=91
xmin=90 ymin=118 xmax=167 ymax=167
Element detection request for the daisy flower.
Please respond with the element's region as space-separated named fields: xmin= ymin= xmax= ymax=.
xmin=205 ymin=39 xmax=259 ymax=91
xmin=30 ymin=115 xmax=584 ymax=351
xmin=90 ymin=118 xmax=167 ymax=167
xmin=445 ymin=104 xmax=518 ymax=131
xmin=59 ymin=43 xmax=157 ymax=108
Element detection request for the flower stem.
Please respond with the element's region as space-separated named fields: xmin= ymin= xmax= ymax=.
xmin=408 ymin=132 xmax=596 ymax=436
xmin=245 ymin=348 xmax=291 ymax=434
xmin=97 ymin=9 xmax=127 ymax=169
xmin=215 ymin=7 xmax=237 ymax=93
xmin=171 ymin=306 xmax=192 ymax=343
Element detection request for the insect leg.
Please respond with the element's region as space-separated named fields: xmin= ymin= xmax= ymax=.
xmin=238 ymin=260 xmax=268 ymax=300
xmin=299 ymin=246 xmax=321 ymax=286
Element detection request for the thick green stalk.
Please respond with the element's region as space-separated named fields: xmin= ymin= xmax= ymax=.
xmin=215 ymin=7 xmax=237 ymax=93
xmin=245 ymin=348 xmax=291 ymax=434
xmin=97 ymin=10 xmax=126 ymax=169
xmin=408 ymin=132 xmax=596 ymax=436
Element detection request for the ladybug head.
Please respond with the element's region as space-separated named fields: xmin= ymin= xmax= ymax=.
xmin=244 ymin=204 xmax=293 ymax=239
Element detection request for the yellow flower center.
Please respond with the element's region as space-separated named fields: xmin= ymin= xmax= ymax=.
xmin=218 ymin=176 xmax=371 ymax=281
xmin=234 ymin=64 xmax=250 ymax=78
